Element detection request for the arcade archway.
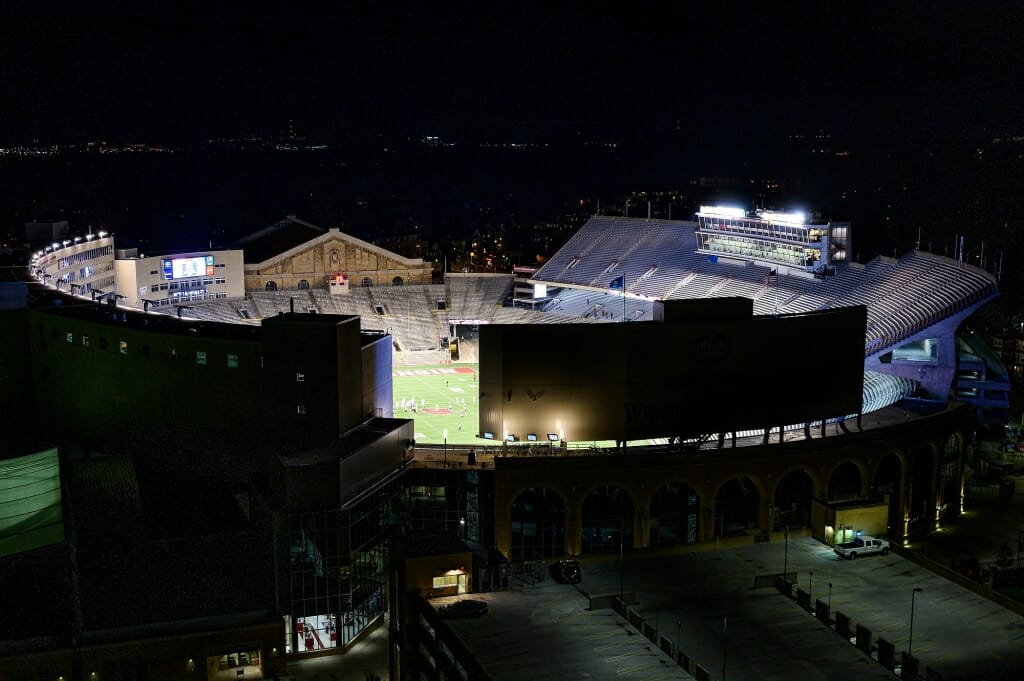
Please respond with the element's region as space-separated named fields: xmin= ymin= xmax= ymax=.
xmin=828 ymin=461 xmax=862 ymax=501
xmin=714 ymin=477 xmax=760 ymax=537
xmin=872 ymin=452 xmax=903 ymax=538
xmin=509 ymin=487 xmax=566 ymax=562
xmin=773 ymin=469 xmax=814 ymax=530
xmin=649 ymin=481 xmax=699 ymax=547
xmin=581 ymin=485 xmax=634 ymax=553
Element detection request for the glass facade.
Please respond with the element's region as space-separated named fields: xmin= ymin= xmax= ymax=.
xmin=287 ymin=475 xmax=403 ymax=655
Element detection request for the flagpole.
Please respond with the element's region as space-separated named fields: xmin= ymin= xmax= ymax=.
xmin=622 ymin=276 xmax=626 ymax=322
xmin=774 ymin=270 xmax=778 ymax=316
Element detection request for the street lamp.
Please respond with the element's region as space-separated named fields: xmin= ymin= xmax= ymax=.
xmin=1016 ymin=528 xmax=1023 ymax=575
xmin=783 ymin=524 xmax=789 ymax=582
xmin=909 ymin=587 xmax=924 ymax=655
xmin=459 ymin=517 xmax=465 ymax=540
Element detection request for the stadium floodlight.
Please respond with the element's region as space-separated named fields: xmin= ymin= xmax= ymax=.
xmin=699 ymin=205 xmax=746 ymax=218
xmin=97 ymin=230 xmax=108 ymax=238
xmin=52 ymin=242 xmax=61 ymax=249
xmin=73 ymin=236 xmax=82 ymax=243
xmin=760 ymin=210 xmax=805 ymax=225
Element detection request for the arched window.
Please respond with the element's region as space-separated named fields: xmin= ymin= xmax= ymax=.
xmin=362 ymin=277 xmax=373 ymax=287
xmin=297 ymin=279 xmax=310 ymax=290
xmin=265 ymin=281 xmax=278 ymax=291
xmin=392 ymin=276 xmax=404 ymax=286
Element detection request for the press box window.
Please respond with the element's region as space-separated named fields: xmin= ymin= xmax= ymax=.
xmin=119 ymin=341 xmax=128 ymax=355
xmin=296 ymin=372 xmax=305 ymax=382
xmin=227 ymin=353 xmax=239 ymax=368
xmin=196 ymin=351 xmax=207 ymax=365
xmin=296 ymin=404 xmax=307 ymax=415
xmin=66 ymin=332 xmax=73 ymax=343
xmin=82 ymin=336 xmax=90 ymax=347
xmin=432 ymin=575 xmax=458 ymax=588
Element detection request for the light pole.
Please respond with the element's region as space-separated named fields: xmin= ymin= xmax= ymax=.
xmin=722 ymin=616 xmax=728 ymax=681
xmin=908 ymin=587 xmax=924 ymax=655
xmin=1016 ymin=528 xmax=1023 ymax=575
xmin=827 ymin=582 xmax=833 ymax=611
xmin=808 ymin=570 xmax=813 ymax=610
xmin=675 ymin=621 xmax=681 ymax=660
xmin=783 ymin=524 xmax=789 ymax=582
xmin=443 ymin=429 xmax=448 ymax=466
xmin=459 ymin=517 xmax=465 ymax=540
xmin=618 ymin=518 xmax=624 ymax=602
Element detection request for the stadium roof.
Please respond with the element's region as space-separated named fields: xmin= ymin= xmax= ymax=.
xmin=233 ymin=215 xmax=326 ymax=263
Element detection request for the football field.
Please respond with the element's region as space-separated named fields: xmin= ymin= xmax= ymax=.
xmin=391 ymin=362 xmax=660 ymax=448
xmin=392 ymin=363 xmax=487 ymax=445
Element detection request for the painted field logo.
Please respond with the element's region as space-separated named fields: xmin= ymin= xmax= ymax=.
xmin=392 ymin=367 xmax=475 ymax=377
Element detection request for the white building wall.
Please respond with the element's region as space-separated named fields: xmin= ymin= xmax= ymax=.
xmin=115 ymin=250 xmax=245 ymax=310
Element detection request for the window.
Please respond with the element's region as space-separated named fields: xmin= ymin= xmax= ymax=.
xmin=215 ymin=277 xmax=226 ymax=285
xmin=82 ymin=335 xmax=90 ymax=347
xmin=392 ymin=276 xmax=403 ymax=286
xmin=266 ymin=281 xmax=278 ymax=291
xmin=196 ymin=351 xmax=207 ymax=365
xmin=362 ymin=277 xmax=373 ymax=287
xmin=297 ymin=404 xmax=307 ymax=415
xmin=99 ymin=338 xmax=107 ymax=350
xmin=169 ymin=349 xmax=177 ymax=360
xmin=66 ymin=332 xmax=73 ymax=343
xmin=119 ymin=341 xmax=128 ymax=355
xmin=227 ymin=353 xmax=239 ymax=368
xmin=432 ymin=575 xmax=458 ymax=588
xmin=296 ymin=372 xmax=305 ymax=382
xmin=298 ymin=279 xmax=310 ymax=290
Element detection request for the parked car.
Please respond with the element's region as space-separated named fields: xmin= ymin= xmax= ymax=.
xmin=834 ymin=535 xmax=890 ymax=560
xmin=550 ymin=559 xmax=582 ymax=584
xmin=438 ymin=599 xmax=488 ymax=619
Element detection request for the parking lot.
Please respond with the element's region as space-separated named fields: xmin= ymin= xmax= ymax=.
xmin=437 ymin=534 xmax=1024 ymax=680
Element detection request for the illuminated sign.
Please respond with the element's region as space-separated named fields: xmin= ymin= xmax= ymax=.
xmin=163 ymin=255 xmax=215 ymax=280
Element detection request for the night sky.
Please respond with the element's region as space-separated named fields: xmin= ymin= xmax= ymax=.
xmin=2 ymin=3 xmax=1021 ymax=145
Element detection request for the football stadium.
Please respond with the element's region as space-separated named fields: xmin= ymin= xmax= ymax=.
xmin=5 ymin=208 xmax=1009 ymax=677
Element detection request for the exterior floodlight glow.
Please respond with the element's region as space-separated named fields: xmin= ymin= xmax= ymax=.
xmin=52 ymin=242 xmax=61 ymax=249
xmin=97 ymin=231 xmax=108 ymax=238
xmin=86 ymin=233 xmax=95 ymax=240
xmin=760 ymin=210 xmax=805 ymax=224
xmin=699 ymin=205 xmax=746 ymax=218
xmin=74 ymin=236 xmax=82 ymax=242
xmin=62 ymin=240 xmax=70 ymax=246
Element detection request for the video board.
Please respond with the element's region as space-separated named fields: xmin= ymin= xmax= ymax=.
xmin=162 ymin=255 xmax=214 ymax=280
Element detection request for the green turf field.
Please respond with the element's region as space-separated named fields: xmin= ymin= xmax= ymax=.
xmin=392 ymin=363 xmax=489 ymax=445
xmin=391 ymin=362 xmax=661 ymax=448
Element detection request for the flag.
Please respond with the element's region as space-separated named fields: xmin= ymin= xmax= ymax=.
xmin=762 ymin=269 xmax=777 ymax=286
xmin=609 ymin=275 xmax=625 ymax=290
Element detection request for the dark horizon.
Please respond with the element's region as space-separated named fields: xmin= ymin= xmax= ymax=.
xmin=2 ymin=4 xmax=1022 ymax=146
